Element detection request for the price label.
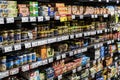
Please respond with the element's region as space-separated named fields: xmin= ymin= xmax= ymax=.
xmin=32 ymin=41 xmax=38 ymax=47
xmin=21 ymin=64 xmax=29 ymax=72
xmin=30 ymin=17 xmax=36 ymax=22
xmin=77 ymin=66 xmax=82 ymax=71
xmin=70 ymin=34 xmax=74 ymax=39
xmin=78 ymin=49 xmax=81 ymax=53
xmin=112 ymin=40 xmax=114 ymax=43
xmin=37 ymin=61 xmax=43 ymax=66
xmin=30 ymin=62 xmax=38 ymax=69
xmin=104 ymin=14 xmax=108 ymax=18
xmin=106 ymin=0 xmax=109 ymax=3
xmin=38 ymin=16 xmax=44 ymax=22
xmin=0 ymin=71 xmax=9 ymax=79
xmin=6 ymin=17 xmax=14 ymax=23
xmin=42 ymin=59 xmax=48 ymax=65
xmin=80 ymin=15 xmax=84 ymax=19
xmin=55 ymin=16 xmax=60 ymax=20
xmin=0 ymin=18 xmax=4 ymax=24
xmin=69 ymin=51 xmax=74 ymax=56
xmin=102 ymin=57 xmax=104 ymax=60
xmin=62 ymin=35 xmax=69 ymax=40
xmin=22 ymin=17 xmax=29 ymax=22
xmin=74 ymin=50 xmax=77 ymax=54
xmin=58 ymin=75 xmax=62 ymax=80
xmin=117 ymin=0 xmax=119 ymax=4
xmin=45 ymin=16 xmax=50 ymax=21
xmin=10 ymin=68 xmax=19 ymax=75
xmin=14 ymin=44 xmax=21 ymax=50
xmin=56 ymin=55 xmax=61 ymax=60
xmin=98 ymin=0 xmax=101 ymax=2
xmin=62 ymin=54 xmax=66 ymax=59
xmin=95 ymin=15 xmax=98 ymax=18
xmin=57 ymin=36 xmax=62 ymax=42
xmin=48 ymin=38 xmax=56 ymax=44
xmin=4 ymin=46 xmax=12 ymax=53
xmin=86 ymin=63 xmax=90 ymax=67
xmin=91 ymin=15 xmax=94 ymax=18
xmin=38 ymin=39 xmax=47 ymax=46
xmin=84 ymin=32 xmax=88 ymax=36
xmin=25 ymin=42 xmax=31 ymax=48
xmin=72 ymin=69 xmax=76 ymax=73
xmin=72 ymin=15 xmax=75 ymax=19
xmin=89 ymin=0 xmax=93 ymax=1
xmin=49 ymin=57 xmax=53 ymax=63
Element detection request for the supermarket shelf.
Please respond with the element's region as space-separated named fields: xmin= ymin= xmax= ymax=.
xmin=0 ymin=38 xmax=118 ymax=79
xmin=1 ymin=28 xmax=116 ymax=53
xmin=0 ymin=14 xmax=111 ymax=24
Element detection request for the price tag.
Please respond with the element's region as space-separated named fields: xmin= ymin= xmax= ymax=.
xmin=72 ymin=69 xmax=76 ymax=73
xmin=56 ymin=55 xmax=61 ymax=60
xmin=62 ymin=35 xmax=69 ymax=40
xmin=112 ymin=40 xmax=114 ymax=43
xmin=55 ymin=16 xmax=60 ymax=20
xmin=77 ymin=66 xmax=82 ymax=71
xmin=30 ymin=17 xmax=36 ymax=22
xmin=86 ymin=63 xmax=90 ymax=67
xmin=102 ymin=57 xmax=104 ymax=60
xmin=98 ymin=0 xmax=101 ymax=2
xmin=37 ymin=61 xmax=43 ymax=66
xmin=69 ymin=51 xmax=74 ymax=56
xmin=0 ymin=71 xmax=9 ymax=79
xmin=21 ymin=64 xmax=29 ymax=72
xmin=104 ymin=14 xmax=108 ymax=18
xmin=94 ymin=45 xmax=97 ymax=49
xmin=95 ymin=15 xmax=98 ymax=18
xmin=62 ymin=54 xmax=66 ymax=59
xmin=49 ymin=57 xmax=53 ymax=63
xmin=0 ymin=18 xmax=4 ymax=24
xmin=48 ymin=38 xmax=56 ymax=44
xmin=91 ymin=15 xmax=94 ymax=18
xmin=24 ymin=42 xmax=31 ymax=48
xmin=74 ymin=50 xmax=77 ymax=54
xmin=84 ymin=32 xmax=87 ymax=36
xmin=22 ymin=17 xmax=29 ymax=22
xmin=14 ymin=44 xmax=21 ymax=50
xmin=57 ymin=36 xmax=62 ymax=42
xmin=6 ymin=17 xmax=14 ymax=23
xmin=78 ymin=49 xmax=81 ymax=53
xmin=70 ymin=34 xmax=74 ymax=39
xmin=32 ymin=41 xmax=38 ymax=47
xmin=117 ymin=0 xmax=119 ymax=4
xmin=106 ymin=0 xmax=109 ymax=3
xmin=30 ymin=62 xmax=38 ymax=69
xmin=4 ymin=46 xmax=12 ymax=53
xmin=89 ymin=0 xmax=93 ymax=1
xmin=72 ymin=15 xmax=75 ymax=19
xmin=58 ymin=75 xmax=62 ymax=80
xmin=38 ymin=16 xmax=44 ymax=22
xmin=38 ymin=39 xmax=47 ymax=46
xmin=10 ymin=68 xmax=19 ymax=75
xmin=45 ymin=16 xmax=50 ymax=21
xmin=80 ymin=15 xmax=84 ymax=19
xmin=42 ymin=59 xmax=48 ymax=65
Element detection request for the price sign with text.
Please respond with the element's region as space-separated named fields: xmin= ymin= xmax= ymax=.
xmin=6 ymin=17 xmax=14 ymax=23
xmin=38 ymin=16 xmax=44 ymax=22
xmin=14 ymin=44 xmax=21 ymax=51
xmin=0 ymin=18 xmax=4 ymax=24
xmin=4 ymin=46 xmax=12 ymax=53
xmin=25 ymin=42 xmax=31 ymax=48
xmin=10 ymin=68 xmax=19 ymax=75
xmin=30 ymin=17 xmax=36 ymax=22
xmin=22 ymin=17 xmax=29 ymax=22
xmin=21 ymin=64 xmax=29 ymax=72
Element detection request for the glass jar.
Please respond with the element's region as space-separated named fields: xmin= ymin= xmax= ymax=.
xmin=23 ymin=54 xmax=27 ymax=64
xmin=14 ymin=29 xmax=21 ymax=43
xmin=32 ymin=52 xmax=36 ymax=62
xmin=18 ymin=56 xmax=23 ymax=66
xmin=27 ymin=54 xmax=32 ymax=63
xmin=21 ymin=31 xmax=28 ymax=41
xmin=7 ymin=59 xmax=13 ymax=69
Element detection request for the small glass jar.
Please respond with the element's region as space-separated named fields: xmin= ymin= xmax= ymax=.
xmin=32 ymin=52 xmax=36 ymax=62
xmin=14 ymin=29 xmax=21 ymax=43
xmin=2 ymin=31 xmax=8 ymax=41
xmin=13 ymin=57 xmax=19 ymax=68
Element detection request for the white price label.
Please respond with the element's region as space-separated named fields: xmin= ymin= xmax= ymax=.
xmin=38 ymin=16 xmax=44 ymax=22
xmin=104 ymin=14 xmax=108 ymax=18
xmin=6 ymin=17 xmax=14 ymax=23
xmin=102 ymin=57 xmax=104 ymax=60
xmin=38 ymin=39 xmax=47 ymax=46
xmin=84 ymin=32 xmax=87 ymax=36
xmin=30 ymin=17 xmax=36 ymax=22
xmin=10 ymin=68 xmax=19 ymax=75
xmin=22 ymin=17 xmax=29 ymax=22
xmin=72 ymin=69 xmax=76 ymax=73
xmin=72 ymin=15 xmax=75 ymax=19
xmin=57 ymin=36 xmax=62 ymax=42
xmin=106 ymin=0 xmax=109 ymax=3
xmin=89 ymin=0 xmax=93 ymax=1
xmin=37 ymin=61 xmax=43 ymax=66
xmin=25 ymin=42 xmax=31 ymax=48
xmin=94 ymin=45 xmax=97 ymax=49
xmin=42 ymin=59 xmax=48 ymax=65
xmin=14 ymin=44 xmax=21 ymax=50
xmin=45 ymin=16 xmax=50 ymax=21
xmin=70 ymin=34 xmax=74 ymax=39
xmin=77 ymin=66 xmax=82 ymax=71
xmin=56 ymin=55 xmax=61 ymax=60
xmin=0 ymin=71 xmax=9 ymax=79
xmin=32 ymin=41 xmax=38 ymax=47
xmin=117 ymin=0 xmax=119 ymax=4
xmin=0 ymin=18 xmax=4 ymax=24
xmin=49 ymin=57 xmax=53 ymax=63
xmin=98 ymin=0 xmax=101 ymax=2
xmin=58 ymin=75 xmax=62 ymax=80
xmin=69 ymin=51 xmax=73 ymax=56
xmin=4 ymin=46 xmax=12 ymax=53
xmin=86 ymin=63 xmax=90 ymax=67
xmin=80 ymin=15 xmax=84 ymax=19
xmin=21 ymin=64 xmax=29 ymax=72
xmin=91 ymin=15 xmax=94 ymax=18
xmin=48 ymin=38 xmax=56 ymax=44
xmin=55 ymin=16 xmax=60 ymax=20
xmin=74 ymin=50 xmax=77 ymax=54
xmin=95 ymin=15 xmax=98 ymax=18
xmin=62 ymin=35 xmax=69 ymax=40
xmin=30 ymin=62 xmax=38 ymax=69
xmin=62 ymin=54 xmax=66 ymax=59
xmin=78 ymin=49 xmax=81 ymax=53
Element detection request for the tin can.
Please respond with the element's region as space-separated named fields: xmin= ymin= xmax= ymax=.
xmin=13 ymin=57 xmax=19 ymax=67
xmin=23 ymin=54 xmax=27 ymax=64
xmin=0 ymin=62 xmax=6 ymax=72
xmin=1 ymin=31 xmax=8 ymax=41
xmin=18 ymin=56 xmax=23 ymax=65
xmin=14 ymin=29 xmax=21 ymax=43
xmin=8 ymin=30 xmax=14 ymax=44
xmin=7 ymin=59 xmax=13 ymax=69
xmin=32 ymin=52 xmax=36 ymax=62
xmin=21 ymin=31 xmax=28 ymax=41
xmin=27 ymin=54 xmax=32 ymax=63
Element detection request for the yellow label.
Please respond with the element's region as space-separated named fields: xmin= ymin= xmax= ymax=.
xmin=60 ymin=16 xmax=67 ymax=22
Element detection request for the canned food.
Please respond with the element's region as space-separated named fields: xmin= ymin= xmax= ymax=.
xmin=1 ymin=31 xmax=8 ymax=41
xmin=0 ymin=56 xmax=6 ymax=63
xmin=7 ymin=59 xmax=13 ymax=69
xmin=14 ymin=29 xmax=21 ymax=43
xmin=0 ymin=62 xmax=6 ymax=72
xmin=8 ymin=30 xmax=14 ymax=40
xmin=18 ymin=56 xmax=23 ymax=65
xmin=23 ymin=54 xmax=27 ymax=64
xmin=21 ymin=31 xmax=28 ymax=41
xmin=27 ymin=54 xmax=32 ymax=63
xmin=13 ymin=57 xmax=19 ymax=67
xmin=32 ymin=52 xmax=36 ymax=62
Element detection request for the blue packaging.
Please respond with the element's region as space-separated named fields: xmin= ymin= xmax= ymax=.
xmin=7 ymin=59 xmax=13 ymax=69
